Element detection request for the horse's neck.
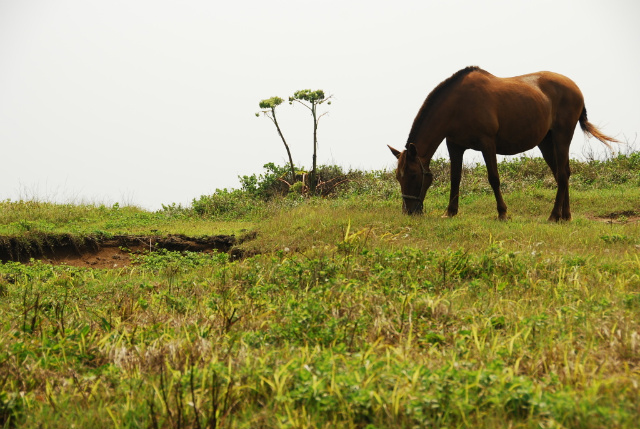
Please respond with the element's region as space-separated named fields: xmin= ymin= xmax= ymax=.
xmin=412 ymin=113 xmax=447 ymax=162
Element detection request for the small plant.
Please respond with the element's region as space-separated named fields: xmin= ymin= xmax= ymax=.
xmin=0 ymin=391 xmax=22 ymax=428
xmin=600 ymin=233 xmax=629 ymax=244
xmin=131 ymin=248 xmax=229 ymax=271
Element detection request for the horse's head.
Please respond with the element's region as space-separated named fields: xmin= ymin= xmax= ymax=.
xmin=388 ymin=143 xmax=433 ymax=215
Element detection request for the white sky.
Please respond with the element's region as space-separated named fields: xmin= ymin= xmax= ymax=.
xmin=1 ymin=0 xmax=638 ymax=210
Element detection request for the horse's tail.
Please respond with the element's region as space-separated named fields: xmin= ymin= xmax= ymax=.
xmin=579 ymin=106 xmax=618 ymax=149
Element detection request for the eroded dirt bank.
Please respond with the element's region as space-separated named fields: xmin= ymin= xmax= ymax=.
xmin=0 ymin=233 xmax=256 ymax=269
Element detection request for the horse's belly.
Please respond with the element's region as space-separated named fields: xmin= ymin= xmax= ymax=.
xmin=494 ymin=131 xmax=548 ymax=155
xmin=495 ymin=106 xmax=551 ymax=154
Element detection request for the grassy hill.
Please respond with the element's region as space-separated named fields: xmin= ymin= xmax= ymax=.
xmin=1 ymin=153 xmax=639 ymax=428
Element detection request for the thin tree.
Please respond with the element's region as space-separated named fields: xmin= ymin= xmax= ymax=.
xmin=289 ymin=89 xmax=332 ymax=194
xmin=256 ymin=96 xmax=296 ymax=185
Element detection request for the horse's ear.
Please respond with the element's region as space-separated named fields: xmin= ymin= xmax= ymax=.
xmin=407 ymin=143 xmax=417 ymax=158
xmin=388 ymin=145 xmax=401 ymax=159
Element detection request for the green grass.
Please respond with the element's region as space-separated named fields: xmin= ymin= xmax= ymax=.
xmin=0 ymin=154 xmax=639 ymax=428
xmin=0 ymin=201 xmax=253 ymax=237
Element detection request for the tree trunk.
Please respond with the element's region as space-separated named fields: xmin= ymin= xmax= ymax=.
xmin=310 ymin=105 xmax=318 ymax=194
xmin=272 ymin=108 xmax=296 ymax=186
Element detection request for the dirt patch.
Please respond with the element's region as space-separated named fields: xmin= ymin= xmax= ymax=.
xmin=588 ymin=210 xmax=640 ymax=224
xmin=0 ymin=233 xmax=256 ymax=269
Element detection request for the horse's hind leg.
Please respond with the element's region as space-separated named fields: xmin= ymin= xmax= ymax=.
xmin=538 ymin=133 xmax=557 ymax=181
xmin=559 ymin=157 xmax=571 ymax=220
xmin=543 ymin=131 xmax=572 ymax=222
xmin=538 ymin=135 xmax=561 ymax=217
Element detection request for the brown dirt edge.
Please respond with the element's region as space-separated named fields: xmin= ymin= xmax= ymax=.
xmin=587 ymin=210 xmax=640 ymax=224
xmin=0 ymin=232 xmax=258 ymax=269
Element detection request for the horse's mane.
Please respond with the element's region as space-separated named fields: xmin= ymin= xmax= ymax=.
xmin=406 ymin=66 xmax=483 ymax=147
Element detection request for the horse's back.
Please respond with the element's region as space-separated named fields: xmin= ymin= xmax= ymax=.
xmin=448 ymin=71 xmax=553 ymax=151
xmin=474 ymin=70 xmax=584 ymax=112
xmin=475 ymin=70 xmax=584 ymax=151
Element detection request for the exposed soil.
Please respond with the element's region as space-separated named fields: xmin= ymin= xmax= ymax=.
xmin=0 ymin=233 xmax=256 ymax=269
xmin=589 ymin=210 xmax=640 ymax=224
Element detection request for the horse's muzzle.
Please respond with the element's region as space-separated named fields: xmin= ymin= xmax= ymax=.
xmin=403 ymin=201 xmax=424 ymax=215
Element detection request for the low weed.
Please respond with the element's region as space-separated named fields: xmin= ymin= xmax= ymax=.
xmin=1 ymin=238 xmax=638 ymax=428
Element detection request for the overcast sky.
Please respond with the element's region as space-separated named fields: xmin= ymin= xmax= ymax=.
xmin=1 ymin=0 xmax=638 ymax=210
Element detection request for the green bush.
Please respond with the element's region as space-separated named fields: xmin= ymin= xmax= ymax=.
xmin=191 ymin=188 xmax=263 ymax=219
xmin=239 ymin=162 xmax=292 ymax=200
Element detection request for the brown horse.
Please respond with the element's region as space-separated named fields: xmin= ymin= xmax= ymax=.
xmin=388 ymin=66 xmax=618 ymax=221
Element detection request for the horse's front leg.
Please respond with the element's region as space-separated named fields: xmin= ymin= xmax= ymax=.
xmin=482 ymin=148 xmax=508 ymax=220
xmin=444 ymin=141 xmax=465 ymax=217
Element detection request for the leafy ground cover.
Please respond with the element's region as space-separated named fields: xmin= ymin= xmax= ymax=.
xmin=1 ymin=153 xmax=639 ymax=428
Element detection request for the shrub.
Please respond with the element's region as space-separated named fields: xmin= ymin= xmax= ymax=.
xmin=191 ymin=188 xmax=263 ymax=219
xmin=239 ymin=162 xmax=292 ymax=200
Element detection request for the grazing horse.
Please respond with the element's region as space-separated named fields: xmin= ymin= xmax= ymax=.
xmin=388 ymin=66 xmax=618 ymax=221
